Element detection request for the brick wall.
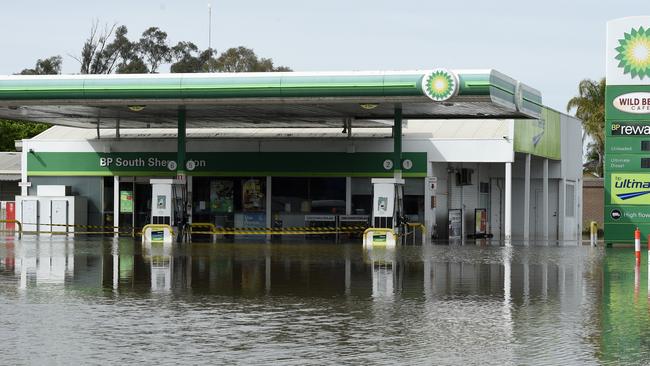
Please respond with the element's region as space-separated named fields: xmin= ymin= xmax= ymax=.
xmin=583 ymin=178 xmax=603 ymax=230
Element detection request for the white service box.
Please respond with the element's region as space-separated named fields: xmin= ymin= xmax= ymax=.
xmin=36 ymin=185 xmax=70 ymax=197
xmin=15 ymin=195 xmax=88 ymax=235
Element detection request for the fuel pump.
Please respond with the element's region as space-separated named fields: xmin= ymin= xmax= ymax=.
xmin=144 ymin=179 xmax=182 ymax=244
xmin=364 ymin=178 xmax=405 ymax=248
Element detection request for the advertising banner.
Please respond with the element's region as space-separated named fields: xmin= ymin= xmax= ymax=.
xmin=242 ymin=179 xmax=264 ymax=212
xmin=605 ymin=16 xmax=650 ymax=242
xmin=474 ymin=208 xmax=488 ymax=236
xmin=448 ymin=209 xmax=462 ymax=240
xmin=609 ymin=173 xmax=650 ymax=205
xmin=210 ymin=180 xmax=233 ymax=213
xmin=120 ymin=191 xmax=133 ymax=213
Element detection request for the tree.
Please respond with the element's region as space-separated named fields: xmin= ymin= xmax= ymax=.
xmin=170 ymin=42 xmax=213 ymax=73
xmin=19 ymin=56 xmax=63 ymax=75
xmin=567 ymin=78 xmax=605 ymax=177
xmin=0 ymin=120 xmax=50 ymax=151
xmin=74 ymin=22 xmax=120 ymax=74
xmin=138 ymin=27 xmax=172 ymax=73
xmin=206 ymin=46 xmax=291 ymax=72
xmin=111 ymin=25 xmax=148 ymax=74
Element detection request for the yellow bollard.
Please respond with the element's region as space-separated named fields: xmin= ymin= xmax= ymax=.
xmin=590 ymin=221 xmax=598 ymax=246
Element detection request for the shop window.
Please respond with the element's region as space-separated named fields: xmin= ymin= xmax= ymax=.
xmin=272 ymin=177 xmax=345 ymax=214
xmin=351 ymin=177 xmax=372 ymax=215
xmin=192 ymin=177 xmax=266 ymax=229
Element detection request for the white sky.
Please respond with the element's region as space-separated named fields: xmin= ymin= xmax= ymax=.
xmin=1 ymin=0 xmax=649 ymax=112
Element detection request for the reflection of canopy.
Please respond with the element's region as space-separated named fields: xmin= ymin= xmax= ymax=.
xmin=0 ymin=70 xmax=542 ymax=128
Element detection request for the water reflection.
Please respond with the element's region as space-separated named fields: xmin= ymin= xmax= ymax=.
xmin=0 ymin=237 xmax=639 ymax=364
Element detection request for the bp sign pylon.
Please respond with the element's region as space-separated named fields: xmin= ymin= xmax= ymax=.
xmin=606 ymin=16 xmax=650 ymax=242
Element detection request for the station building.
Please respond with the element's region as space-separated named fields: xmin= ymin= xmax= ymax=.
xmin=1 ymin=69 xmax=582 ymax=241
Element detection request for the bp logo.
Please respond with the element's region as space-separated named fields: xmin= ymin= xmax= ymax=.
xmin=615 ymin=26 xmax=650 ymax=79
xmin=422 ymin=69 xmax=458 ymax=101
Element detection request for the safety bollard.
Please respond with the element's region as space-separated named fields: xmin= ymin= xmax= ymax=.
xmin=635 ymin=227 xmax=641 ymax=266
xmin=590 ymin=221 xmax=598 ymax=246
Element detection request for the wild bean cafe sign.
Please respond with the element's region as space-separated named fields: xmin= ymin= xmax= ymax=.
xmin=605 ymin=16 xmax=650 ymax=242
xmin=612 ymin=93 xmax=650 ymax=113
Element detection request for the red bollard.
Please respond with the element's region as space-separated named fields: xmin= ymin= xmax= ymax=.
xmin=635 ymin=227 xmax=641 ymax=266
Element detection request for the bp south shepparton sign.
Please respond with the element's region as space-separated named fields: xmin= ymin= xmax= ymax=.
xmin=606 ymin=17 xmax=650 ymax=242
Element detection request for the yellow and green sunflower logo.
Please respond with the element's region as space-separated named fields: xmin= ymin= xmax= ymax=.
xmin=422 ymin=69 xmax=458 ymax=101
xmin=616 ymin=26 xmax=650 ymax=79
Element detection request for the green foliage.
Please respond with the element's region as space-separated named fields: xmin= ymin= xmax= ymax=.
xmin=117 ymin=58 xmax=148 ymax=74
xmin=567 ymin=78 xmax=605 ymax=177
xmin=206 ymin=46 xmax=291 ymax=72
xmin=138 ymin=27 xmax=172 ymax=73
xmin=19 ymin=56 xmax=62 ymax=75
xmin=170 ymin=43 xmax=213 ymax=73
xmin=24 ymin=22 xmax=292 ymax=75
xmin=0 ymin=120 xmax=50 ymax=151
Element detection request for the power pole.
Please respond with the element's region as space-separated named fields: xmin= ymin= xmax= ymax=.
xmin=208 ymin=3 xmax=212 ymax=50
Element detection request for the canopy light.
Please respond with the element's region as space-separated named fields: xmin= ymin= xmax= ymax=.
xmin=359 ymin=103 xmax=378 ymax=110
xmin=128 ymin=105 xmax=146 ymax=112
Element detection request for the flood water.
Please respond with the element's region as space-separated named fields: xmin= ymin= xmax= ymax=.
xmin=0 ymin=236 xmax=647 ymax=365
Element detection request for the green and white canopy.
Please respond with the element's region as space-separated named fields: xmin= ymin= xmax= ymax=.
xmin=0 ymin=69 xmax=542 ymax=128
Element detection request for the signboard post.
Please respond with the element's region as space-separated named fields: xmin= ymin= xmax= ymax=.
xmin=605 ymin=17 xmax=650 ymax=242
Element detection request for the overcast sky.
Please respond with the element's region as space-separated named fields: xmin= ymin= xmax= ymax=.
xmin=1 ymin=1 xmax=649 ymax=111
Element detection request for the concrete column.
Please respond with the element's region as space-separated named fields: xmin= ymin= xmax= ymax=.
xmin=424 ymin=162 xmax=434 ymax=241
xmin=20 ymin=144 xmax=28 ymax=196
xmin=393 ymin=105 xmax=402 ymax=179
xmin=345 ymin=177 xmax=352 ymax=215
xmin=177 ymin=107 xmax=186 ymax=175
xmin=543 ymin=159 xmax=549 ymax=240
xmin=505 ymin=162 xmax=512 ymax=244
xmin=187 ymin=175 xmax=193 ymax=223
xmin=113 ymin=175 xmax=119 ymax=238
xmin=523 ymin=154 xmax=531 ymax=242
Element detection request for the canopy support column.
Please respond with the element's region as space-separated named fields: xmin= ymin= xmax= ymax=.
xmin=543 ymin=159 xmax=549 ymax=240
xmin=393 ymin=105 xmax=402 ymax=179
xmin=113 ymin=176 xmax=119 ymax=238
xmin=523 ymin=154 xmax=531 ymax=243
xmin=177 ymin=107 xmax=186 ymax=175
xmin=505 ymin=162 xmax=512 ymax=245
xmin=176 ymin=106 xmax=187 ymax=242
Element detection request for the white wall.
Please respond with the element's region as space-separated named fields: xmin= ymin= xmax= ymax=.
xmin=560 ymin=113 xmax=583 ymax=240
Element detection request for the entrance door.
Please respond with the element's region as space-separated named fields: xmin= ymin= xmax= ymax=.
xmin=564 ymin=182 xmax=577 ymax=241
xmin=134 ymin=183 xmax=152 ymax=230
xmin=534 ymin=189 xmax=559 ymax=241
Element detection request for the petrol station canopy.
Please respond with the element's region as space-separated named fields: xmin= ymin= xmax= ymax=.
xmin=0 ymin=69 xmax=542 ymax=129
